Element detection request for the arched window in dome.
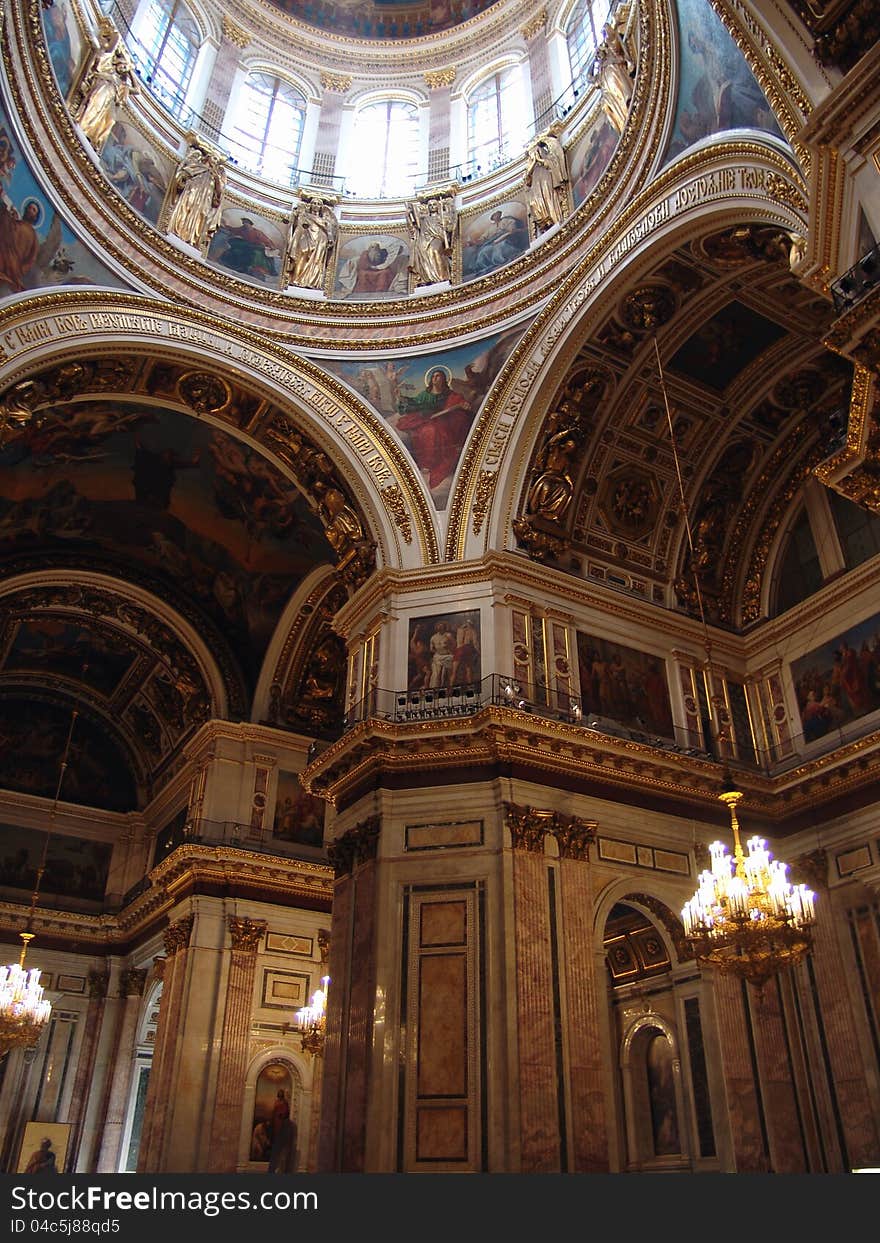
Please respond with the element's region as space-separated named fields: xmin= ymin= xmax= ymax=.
xmin=347 ymin=98 xmax=421 ymax=199
xmin=466 ymin=65 xmax=528 ymax=174
xmin=565 ymin=0 xmax=614 ymax=91
xmin=228 ymin=73 xmax=306 ymax=187
xmin=134 ymin=0 xmax=201 ymax=120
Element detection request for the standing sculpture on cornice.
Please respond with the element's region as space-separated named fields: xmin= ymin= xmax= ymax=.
xmin=594 ymin=7 xmax=636 ymax=135
xmin=74 ymin=20 xmax=139 ymax=154
xmin=524 ymin=131 xmax=569 ymax=236
xmin=166 ymin=140 xmax=226 ymax=251
xmin=407 ymin=193 xmax=456 ymax=287
xmin=287 ymin=194 xmax=338 ymax=290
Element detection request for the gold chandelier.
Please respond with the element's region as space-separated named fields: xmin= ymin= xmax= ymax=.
xmin=651 ymin=337 xmax=817 ymax=988
xmin=295 ymin=975 xmax=329 ymax=1056
xmin=0 ymin=932 xmax=52 ymax=1058
xmin=681 ymin=784 xmax=817 ymax=988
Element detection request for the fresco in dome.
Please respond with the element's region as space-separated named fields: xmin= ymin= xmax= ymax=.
xmin=265 ymin=0 xmax=499 ymax=39
xmin=570 ymin=114 xmax=619 ymax=209
xmin=0 ymin=404 xmax=332 ymax=688
xmin=5 ymin=616 xmax=137 ymax=698
xmin=333 ymin=232 xmax=410 ymax=299
xmin=0 ymin=697 xmax=137 ymax=811
xmin=0 ymin=101 xmax=128 ymax=295
xmin=792 ymin=614 xmax=880 ymax=744
xmin=100 ymin=121 xmax=174 ymax=228
xmin=207 ymin=207 xmax=287 ymax=288
xmin=0 ymin=822 xmax=113 ymax=905
xmin=461 ymin=201 xmax=529 ymax=282
xmin=41 ymin=0 xmax=84 ymax=101
xmin=665 ymin=0 xmax=784 ymax=163
xmin=576 ymin=632 xmax=675 ymax=740
xmin=317 ymin=324 xmax=525 ymax=509
xmin=669 ymin=300 xmax=786 ymax=391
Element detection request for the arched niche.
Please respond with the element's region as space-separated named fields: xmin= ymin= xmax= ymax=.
xmin=239 ymin=1048 xmax=311 ymax=1172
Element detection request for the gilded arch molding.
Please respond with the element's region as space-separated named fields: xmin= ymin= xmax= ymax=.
xmin=450 ymin=142 xmax=809 ymax=562
xmin=0 ymin=292 xmax=439 ymax=569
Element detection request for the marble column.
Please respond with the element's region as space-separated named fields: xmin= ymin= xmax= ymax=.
xmin=711 ymin=971 xmax=770 ymax=1172
xmin=511 ymin=840 xmax=559 ymax=1171
xmin=747 ymin=975 xmax=807 ymax=1172
xmin=65 ymin=970 xmax=109 ymax=1171
xmin=137 ymin=918 xmax=193 ymax=1172
xmin=96 ymin=968 xmax=147 ymax=1173
xmin=317 ymin=817 xmax=379 ymax=1172
xmin=557 ymin=832 xmax=608 ymax=1171
xmin=206 ymin=916 xmax=266 ymax=1172
xmin=805 ymin=894 xmax=880 ymax=1167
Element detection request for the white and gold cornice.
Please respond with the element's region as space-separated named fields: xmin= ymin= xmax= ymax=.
xmin=0 ymin=846 xmax=334 ymax=951
xmin=299 ymin=697 xmax=880 ymax=824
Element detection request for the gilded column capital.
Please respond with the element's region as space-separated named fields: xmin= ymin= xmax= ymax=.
xmin=555 ymin=818 xmax=597 ymax=861
xmin=327 ymin=815 xmax=380 ymax=877
xmin=228 ymin=915 xmax=267 ymax=952
xmin=120 ymin=967 xmax=148 ymax=998
xmin=221 ymin=16 xmax=250 ymax=48
xmin=162 ymin=914 xmax=194 ymax=957
xmin=320 ymin=70 xmax=352 ymax=93
xmin=505 ymin=802 xmax=550 ymax=853
xmin=521 ymin=9 xmax=547 ymax=39
xmin=791 ymin=848 xmax=828 ymax=892
xmin=87 ymin=970 xmax=109 ymax=999
xmin=424 ymin=67 xmax=456 ymax=89
xmin=505 ymin=802 xmax=597 ymax=858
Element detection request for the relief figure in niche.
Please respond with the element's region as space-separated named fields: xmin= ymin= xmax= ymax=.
xmin=166 ymin=142 xmax=226 ymax=250
xmin=525 ymin=413 xmax=579 ymax=523
xmin=287 ymin=196 xmax=338 ymax=290
xmin=594 ymin=12 xmax=635 ymax=135
xmin=407 ymin=194 xmax=455 ymax=286
xmin=524 ymin=133 xmax=569 ymax=235
xmin=75 ymin=23 xmax=139 ymax=154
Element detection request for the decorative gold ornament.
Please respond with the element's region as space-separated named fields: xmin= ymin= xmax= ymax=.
xmin=295 ymin=976 xmax=329 ymax=1057
xmin=424 ymin=67 xmax=456 ymax=89
xmin=221 ymin=16 xmax=250 ymax=48
xmin=320 ymin=71 xmax=352 ymax=93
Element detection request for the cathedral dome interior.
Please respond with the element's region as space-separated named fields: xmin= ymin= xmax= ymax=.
xmin=0 ymin=0 xmax=879 ymax=1177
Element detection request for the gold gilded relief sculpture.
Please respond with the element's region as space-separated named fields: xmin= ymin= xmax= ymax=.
xmin=524 ymin=131 xmax=569 ymax=237
xmin=286 ymin=193 xmax=338 ymax=290
xmin=166 ymin=139 xmax=226 ymax=251
xmin=74 ymin=20 xmax=139 ymax=154
xmin=406 ymin=192 xmax=456 ymax=287
xmin=594 ymin=7 xmax=636 ymax=135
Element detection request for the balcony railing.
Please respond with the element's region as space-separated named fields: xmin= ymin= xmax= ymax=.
xmin=831 ymin=241 xmax=880 ymax=313
xmin=344 ymin=674 xmax=714 ymax=754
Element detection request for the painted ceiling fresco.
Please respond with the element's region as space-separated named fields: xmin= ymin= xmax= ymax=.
xmin=317 ymin=323 xmax=526 ymax=509
xmin=0 ymin=403 xmax=334 ymax=688
xmin=263 ymin=0 xmax=500 ymax=40
xmin=665 ymin=0 xmax=785 ymax=164
xmin=0 ymin=694 xmax=136 ymax=810
xmin=0 ymin=101 xmax=128 ymax=296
